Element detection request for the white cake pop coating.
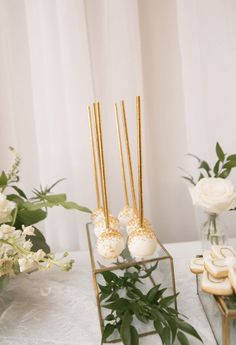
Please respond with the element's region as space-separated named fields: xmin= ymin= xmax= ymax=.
xmin=128 ymin=228 xmax=157 ymax=258
xmin=91 ymin=208 xmax=112 ymax=224
xmin=126 ymin=216 xmax=151 ymax=235
xmin=118 ymin=205 xmax=135 ymax=228
xmin=94 ymin=217 xmax=120 ymax=237
xmin=97 ymin=229 xmax=125 ymax=259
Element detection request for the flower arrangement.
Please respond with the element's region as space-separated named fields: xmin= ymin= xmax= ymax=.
xmin=182 ymin=142 xmax=236 ymax=245
xmin=182 ymin=142 xmax=236 ymax=213
xmin=0 ymin=147 xmax=90 ymax=281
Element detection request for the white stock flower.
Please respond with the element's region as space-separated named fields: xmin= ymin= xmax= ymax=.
xmin=34 ymin=249 xmax=46 ymax=261
xmin=0 ymin=224 xmax=15 ymax=240
xmin=0 ymin=193 xmax=15 ymax=224
xmin=18 ymin=257 xmax=34 ymax=272
xmin=23 ymin=240 xmax=33 ymax=251
xmin=189 ymin=177 xmax=236 ymax=214
xmin=22 ymin=225 xmax=35 ymax=236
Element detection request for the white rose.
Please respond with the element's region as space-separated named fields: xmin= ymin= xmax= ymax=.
xmin=0 ymin=193 xmax=16 ymax=224
xmin=189 ymin=177 xmax=236 ymax=214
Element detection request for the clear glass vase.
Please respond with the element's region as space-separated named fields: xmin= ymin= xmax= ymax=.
xmin=201 ymin=213 xmax=227 ymax=252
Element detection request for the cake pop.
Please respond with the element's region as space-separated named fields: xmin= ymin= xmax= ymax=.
xmin=94 ymin=216 xmax=120 ymax=237
xmin=128 ymin=227 xmax=157 ymax=258
xmin=97 ymin=229 xmax=125 ymax=259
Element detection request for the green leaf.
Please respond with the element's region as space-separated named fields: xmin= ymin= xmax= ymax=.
xmin=186 ymin=153 xmax=201 ymax=162
xmin=219 ymin=169 xmax=231 ymax=179
xmin=103 ymin=298 xmax=130 ymax=312
xmin=7 ymin=194 xmax=25 ymax=209
xmin=163 ymin=326 xmax=171 ymax=345
xmin=101 ymin=323 xmax=115 ymax=344
xmin=177 ymin=331 xmax=190 ymax=345
xmin=0 ymin=171 xmax=8 ymax=188
xmin=150 ymin=307 xmax=167 ymax=324
xmin=198 ymin=173 xmax=204 ymax=181
xmin=46 ymin=178 xmax=66 ymax=193
xmin=16 ymin=208 xmax=47 ymax=227
xmin=154 ymin=288 xmax=167 ymax=302
xmin=181 ymin=176 xmax=196 ymax=186
xmin=216 ymin=142 xmax=225 ymax=162
xmin=213 ymin=160 xmax=220 ymax=176
xmin=131 ymin=287 xmax=145 ymax=298
xmin=27 ymin=227 xmax=50 ymax=253
xmin=153 ymin=319 xmax=164 ymax=343
xmin=227 ymin=154 xmax=236 ymax=161
xmin=222 ymin=161 xmax=236 ymax=169
xmin=106 ymin=292 xmax=119 ymax=303
xmin=59 ymin=201 xmax=91 ymax=213
xmin=146 ymin=285 xmax=161 ymax=303
xmin=166 ymin=307 xmax=179 ymax=316
xmin=120 ymin=311 xmax=133 ymax=345
xmin=159 ymin=294 xmax=178 ymax=308
xmin=98 ymin=283 xmax=111 ymax=294
xmin=166 ymin=317 xmax=177 ymax=342
xmin=44 ymin=194 xmax=67 ymax=203
xmin=23 ymin=201 xmax=46 ymax=211
xmin=105 ymin=314 xmax=115 ymax=321
xmin=140 ymin=262 xmax=158 ymax=278
xmin=11 ymin=186 xmax=27 ymax=199
xmin=130 ymin=325 xmax=139 ymax=345
xmin=176 ymin=320 xmax=202 ymax=342
xmin=10 ymin=205 xmax=18 ymax=226
xmin=199 ymin=160 xmax=211 ymax=176
xmin=101 ymin=271 xmax=119 ymax=284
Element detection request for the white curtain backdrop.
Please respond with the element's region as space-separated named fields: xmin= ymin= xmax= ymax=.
xmin=1 ymin=0 xmax=236 ymax=251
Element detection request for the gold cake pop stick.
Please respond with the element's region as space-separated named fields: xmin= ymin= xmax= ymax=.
xmin=88 ymin=106 xmax=101 ymax=209
xmin=121 ymin=100 xmax=138 ymax=214
xmin=136 ymin=96 xmax=144 ymax=228
xmin=114 ymin=103 xmax=129 ymax=207
xmin=96 ymin=102 xmax=110 ymax=230
xmin=93 ymin=103 xmax=103 ymax=194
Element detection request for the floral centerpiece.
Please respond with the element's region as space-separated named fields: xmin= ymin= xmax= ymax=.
xmin=182 ymin=142 xmax=236 ymax=248
xmin=0 ymin=147 xmax=90 ymax=286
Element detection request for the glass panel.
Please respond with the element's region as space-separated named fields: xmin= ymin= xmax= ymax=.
xmin=87 ymin=222 xmax=176 ymax=342
xmin=197 ymin=275 xmax=222 ymax=345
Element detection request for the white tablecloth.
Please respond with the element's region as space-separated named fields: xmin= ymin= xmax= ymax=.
xmin=0 ymin=241 xmax=218 ymax=345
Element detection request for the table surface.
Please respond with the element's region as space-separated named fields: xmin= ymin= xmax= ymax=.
xmin=0 ymin=240 xmax=223 ymax=345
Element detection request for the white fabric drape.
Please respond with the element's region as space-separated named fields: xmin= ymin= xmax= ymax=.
xmin=1 ymin=0 xmax=236 ymax=251
xmin=0 ymin=0 xmax=143 ymax=251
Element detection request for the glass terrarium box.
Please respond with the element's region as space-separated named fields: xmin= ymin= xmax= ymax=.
xmin=197 ymin=274 xmax=236 ymax=345
xmin=86 ymin=222 xmax=177 ymax=343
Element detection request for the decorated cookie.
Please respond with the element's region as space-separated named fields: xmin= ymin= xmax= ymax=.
xmin=211 ymin=245 xmax=236 ymax=260
xmin=201 ymin=269 xmax=233 ymax=296
xmin=190 ymin=257 xmax=204 ymax=274
xmin=204 ymin=256 xmax=228 ymax=279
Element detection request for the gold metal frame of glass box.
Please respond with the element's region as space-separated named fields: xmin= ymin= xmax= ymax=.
xmin=86 ymin=222 xmax=177 ymax=343
xmin=196 ymin=274 xmax=236 ymax=345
